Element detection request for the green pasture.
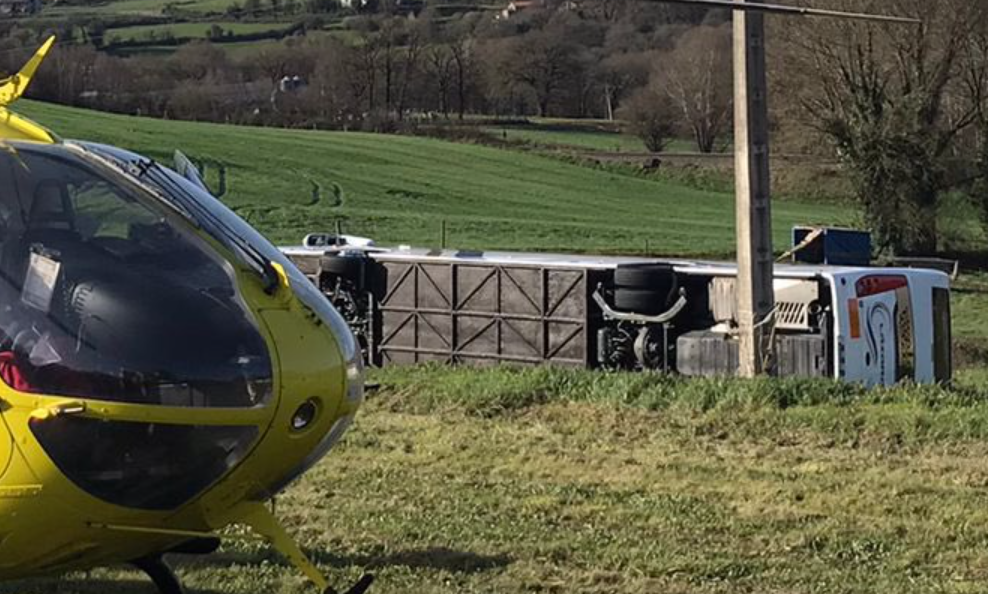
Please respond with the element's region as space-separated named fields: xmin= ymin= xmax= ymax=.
xmin=105 ymin=21 xmax=292 ymax=43
xmin=5 ymin=368 xmax=988 ymax=593
xmin=482 ymin=124 xmax=705 ymax=153
xmin=18 ymin=100 xmax=849 ymax=255
xmin=45 ymin=0 xmax=254 ymax=17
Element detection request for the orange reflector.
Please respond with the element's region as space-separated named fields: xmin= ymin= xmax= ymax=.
xmin=848 ymin=299 xmax=861 ymax=339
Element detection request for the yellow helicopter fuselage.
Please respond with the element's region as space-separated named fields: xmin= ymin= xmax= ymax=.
xmin=0 ymin=265 xmax=358 ymax=578
xmin=0 ymin=38 xmax=365 ymax=593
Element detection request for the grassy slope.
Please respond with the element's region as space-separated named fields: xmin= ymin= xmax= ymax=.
xmin=19 ymin=101 xmax=849 ymax=255
xmin=6 ymin=368 xmax=988 ymax=594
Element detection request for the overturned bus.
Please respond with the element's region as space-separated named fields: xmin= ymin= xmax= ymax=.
xmin=282 ymin=235 xmax=952 ymax=387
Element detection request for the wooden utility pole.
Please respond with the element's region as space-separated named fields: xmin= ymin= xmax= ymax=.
xmin=649 ymin=0 xmax=918 ymax=377
xmin=733 ymin=0 xmax=774 ymax=377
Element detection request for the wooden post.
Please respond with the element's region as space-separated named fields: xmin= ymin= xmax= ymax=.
xmin=734 ymin=0 xmax=775 ymax=377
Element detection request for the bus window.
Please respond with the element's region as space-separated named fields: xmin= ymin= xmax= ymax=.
xmin=933 ymin=287 xmax=952 ymax=383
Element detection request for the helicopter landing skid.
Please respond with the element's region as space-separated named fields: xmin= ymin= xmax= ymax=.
xmin=238 ymin=502 xmax=374 ymax=594
xmin=325 ymin=574 xmax=375 ymax=594
xmin=131 ymin=554 xmax=185 ymax=594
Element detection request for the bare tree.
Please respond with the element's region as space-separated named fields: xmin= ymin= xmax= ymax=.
xmin=961 ymin=14 xmax=988 ymax=238
xmin=595 ymin=51 xmax=652 ymax=121
xmin=379 ymin=17 xmax=401 ymax=114
xmin=619 ymin=86 xmax=677 ymax=152
xmin=655 ymin=24 xmax=731 ymax=153
xmin=426 ymin=43 xmax=455 ymax=117
xmin=449 ymin=36 xmax=476 ymax=120
xmin=511 ymin=26 xmax=587 ymax=117
xmin=396 ymin=21 xmax=425 ymax=119
xmin=349 ymin=27 xmax=383 ymax=113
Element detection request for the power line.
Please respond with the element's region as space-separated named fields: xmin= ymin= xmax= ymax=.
xmin=651 ymin=0 xmax=921 ymax=24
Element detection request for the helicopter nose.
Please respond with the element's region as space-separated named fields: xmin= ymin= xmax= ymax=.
xmin=243 ymin=266 xmax=364 ymax=498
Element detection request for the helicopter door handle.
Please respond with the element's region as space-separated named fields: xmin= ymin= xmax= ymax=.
xmin=30 ymin=400 xmax=87 ymax=421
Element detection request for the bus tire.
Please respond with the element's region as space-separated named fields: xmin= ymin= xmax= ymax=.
xmin=613 ymin=288 xmax=665 ymax=315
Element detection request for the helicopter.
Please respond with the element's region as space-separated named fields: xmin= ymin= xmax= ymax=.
xmin=0 ymin=38 xmax=371 ymax=594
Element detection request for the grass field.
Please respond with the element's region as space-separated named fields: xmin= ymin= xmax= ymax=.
xmin=18 ymin=101 xmax=849 ymax=255
xmin=4 ymin=368 xmax=988 ymax=594
xmin=105 ymin=21 xmax=292 ymax=43
xmin=482 ymin=124 xmax=709 ymax=154
xmin=45 ymin=0 xmax=252 ymax=17
xmin=483 ymin=125 xmax=653 ymax=152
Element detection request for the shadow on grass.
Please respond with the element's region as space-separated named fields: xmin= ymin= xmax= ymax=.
xmin=0 ymin=546 xmax=513 ymax=592
xmin=195 ymin=545 xmax=513 ymax=575
xmin=352 ymin=546 xmax=512 ymax=574
xmin=0 ymin=578 xmax=224 ymax=594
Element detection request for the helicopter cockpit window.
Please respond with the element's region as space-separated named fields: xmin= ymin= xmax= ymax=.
xmin=0 ymin=144 xmax=273 ymax=409
xmin=69 ymin=179 xmax=162 ymax=240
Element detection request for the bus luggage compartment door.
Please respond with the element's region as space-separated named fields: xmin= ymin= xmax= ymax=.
xmin=846 ymin=292 xmax=898 ymax=387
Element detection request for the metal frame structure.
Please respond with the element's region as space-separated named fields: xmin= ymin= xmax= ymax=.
xmin=374 ymin=258 xmax=604 ymax=367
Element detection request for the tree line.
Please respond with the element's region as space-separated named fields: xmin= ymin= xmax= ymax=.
xmin=3 ymin=0 xmax=988 ymax=255
xmin=0 ymin=2 xmax=735 ymax=148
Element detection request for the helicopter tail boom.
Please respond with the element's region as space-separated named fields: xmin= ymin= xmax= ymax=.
xmin=0 ymin=36 xmax=55 ymax=108
xmin=0 ymin=36 xmax=57 ymax=143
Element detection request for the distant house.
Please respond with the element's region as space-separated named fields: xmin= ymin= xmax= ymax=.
xmin=277 ymin=75 xmax=307 ymax=94
xmin=0 ymin=0 xmax=42 ymax=16
xmin=497 ymin=0 xmax=578 ymax=19
xmin=499 ymin=0 xmax=535 ymax=19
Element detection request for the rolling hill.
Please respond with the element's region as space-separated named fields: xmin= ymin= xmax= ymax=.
xmin=19 ymin=100 xmax=850 ymax=255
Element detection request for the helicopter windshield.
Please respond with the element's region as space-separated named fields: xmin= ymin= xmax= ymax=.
xmin=0 ymin=142 xmax=273 ymax=408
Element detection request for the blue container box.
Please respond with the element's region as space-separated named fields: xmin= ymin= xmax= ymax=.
xmin=792 ymin=226 xmax=872 ymax=266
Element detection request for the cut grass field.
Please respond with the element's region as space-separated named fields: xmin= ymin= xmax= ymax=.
xmin=18 ymin=101 xmax=850 ymax=255
xmin=105 ymin=21 xmax=292 ymax=43
xmin=484 ymin=124 xmax=656 ymax=152
xmin=481 ymin=122 xmax=717 ymax=154
xmin=5 ymin=367 xmax=988 ymax=594
xmin=45 ymin=0 xmax=254 ymax=17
